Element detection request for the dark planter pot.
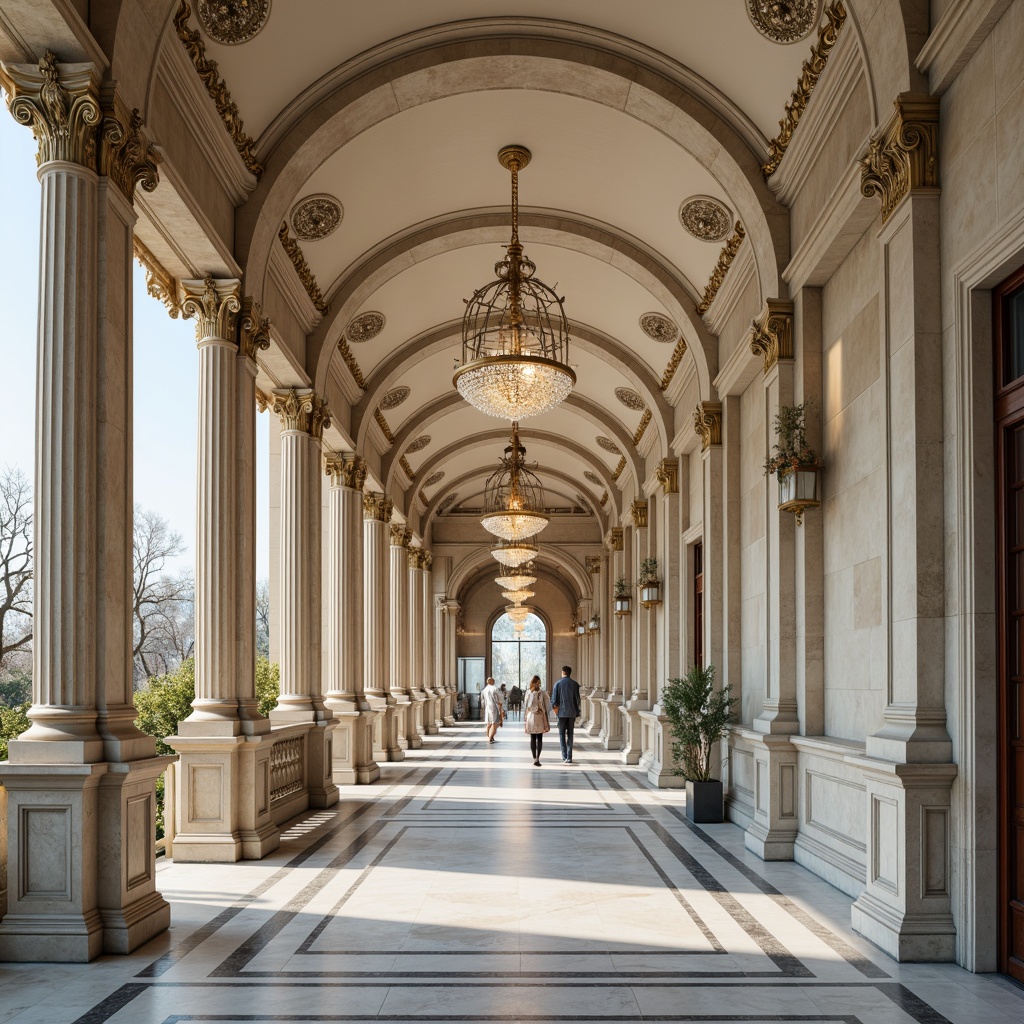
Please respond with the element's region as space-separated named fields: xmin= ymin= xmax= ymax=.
xmin=685 ymin=779 xmax=724 ymax=823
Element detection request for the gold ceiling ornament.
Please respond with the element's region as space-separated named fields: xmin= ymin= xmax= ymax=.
xmin=363 ymin=491 xmax=394 ymax=522
xmin=632 ymin=409 xmax=653 ymax=447
xmin=596 ymin=436 xmax=621 ymax=455
xmin=585 ymin=556 xmax=602 ymax=575
xmin=100 ymin=97 xmax=160 ymax=203
xmin=491 ymin=540 xmax=539 ymax=568
xmin=337 ymin=335 xmax=366 ymax=390
xmin=133 ymin=238 xmax=181 ymax=318
xmin=678 ymin=198 xmax=732 ymax=242
xmin=761 ymin=2 xmax=847 ymax=177
xmin=454 ymin=145 xmax=576 ymax=420
xmin=750 ymin=300 xmax=795 ymax=374
xmin=424 ymin=471 xmax=445 ymax=487
xmin=271 ymin=387 xmax=330 ymax=440
xmin=584 ymin=470 xmax=602 ymax=485
xmin=437 ymin=493 xmax=459 ymax=514
xmin=197 ymin=0 xmax=271 ymax=44
xmin=390 ymin=524 xmax=412 ymax=547
xmin=173 ymin=2 xmax=263 ymax=178
xmin=694 ymin=401 xmax=723 ymax=451
xmin=239 ymin=297 xmax=271 ymax=360
xmin=495 ymin=571 xmax=537 ymax=591
xmin=656 ymin=459 xmax=679 ymax=494
xmin=400 ymin=457 xmax=415 ymax=481
xmin=481 ymin=423 xmax=550 ymax=542
xmin=380 ymin=386 xmax=410 ymax=410
xmin=630 ymin=500 xmax=648 ymax=529
xmin=406 ymin=435 xmax=431 ymax=453
xmin=373 ymin=409 xmax=395 ymax=445
xmin=639 ymin=312 xmax=679 ymax=343
xmin=660 ymin=333 xmax=689 ymax=391
xmin=347 ymin=311 xmax=386 ymax=343
xmin=698 ymin=223 xmax=746 ymax=314
xmin=290 ymin=194 xmax=342 ymax=241
xmin=860 ymin=93 xmax=940 ymax=224
xmin=324 ymin=451 xmax=367 ymax=492
xmin=612 ymin=456 xmax=626 ymax=480
xmin=616 ymin=388 xmax=646 ymax=412
xmin=600 ymin=491 xmax=608 ymax=506
xmin=180 ymin=276 xmax=241 ymax=343
xmin=747 ymin=0 xmax=821 ymax=43
xmin=278 ymin=222 xmax=329 ymax=315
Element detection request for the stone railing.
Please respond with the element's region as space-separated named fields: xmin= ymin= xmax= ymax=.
xmin=270 ymin=733 xmax=306 ymax=805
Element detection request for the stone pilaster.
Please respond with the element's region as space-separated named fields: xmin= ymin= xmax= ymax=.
xmin=421 ymin=552 xmax=442 ymax=733
xmin=323 ymin=454 xmax=379 ymax=784
xmin=409 ymin=549 xmax=436 ymax=735
xmin=582 ymin=555 xmax=604 ymax=735
xmin=363 ymin=493 xmax=396 ymax=760
xmin=436 ymin=597 xmax=456 ymax=726
xmin=388 ymin=523 xmax=414 ymax=752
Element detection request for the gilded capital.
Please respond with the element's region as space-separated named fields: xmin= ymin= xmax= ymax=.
xmin=421 ymin=550 xmax=433 ymax=572
xmin=255 ymin=388 xmax=270 ymax=413
xmin=363 ymin=491 xmax=393 ymax=522
xmin=655 ymin=458 xmax=678 ymax=494
xmin=749 ymin=300 xmax=794 ymax=374
xmin=630 ymin=500 xmax=648 ymax=529
xmin=408 ymin=549 xmax=421 ymax=570
xmin=585 ymin=555 xmax=602 ymax=576
xmin=271 ymin=388 xmax=330 ymax=440
xmin=133 ymin=238 xmax=180 ymax=318
xmin=694 ymin=401 xmax=723 ymax=451
xmin=99 ymin=92 xmax=159 ymax=203
xmin=180 ymin=276 xmax=241 ymax=344
xmin=324 ymin=452 xmax=367 ymax=491
xmin=609 ymin=527 xmax=624 ymax=551
xmin=390 ymin=524 xmax=412 ymax=547
xmin=239 ymin=298 xmax=271 ymax=360
xmin=1 ymin=51 xmax=101 ymax=169
xmin=860 ymin=94 xmax=940 ymax=223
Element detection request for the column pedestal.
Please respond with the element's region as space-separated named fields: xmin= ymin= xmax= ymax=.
xmin=639 ymin=708 xmax=685 ymax=788
xmin=733 ymin=727 xmax=799 ymax=861
xmin=619 ymin=698 xmax=648 ymax=764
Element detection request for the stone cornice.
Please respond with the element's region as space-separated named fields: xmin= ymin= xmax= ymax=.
xmin=324 ymin=451 xmax=367 ymax=491
xmin=180 ymin=276 xmax=241 ymax=343
xmin=749 ymin=300 xmax=795 ymax=374
xmin=267 ymin=239 xmax=322 ymax=334
xmin=701 ymin=236 xmax=756 ymax=338
xmin=698 ymin=223 xmax=746 ymax=314
xmin=278 ymin=222 xmax=328 ymax=315
xmin=363 ymin=491 xmax=394 ymax=522
xmin=133 ymin=237 xmax=181 ymax=318
xmin=271 ymin=387 xmax=330 ymax=439
xmin=694 ymin=401 xmax=723 ymax=451
xmin=239 ymin=297 xmax=271 ymax=360
xmin=655 ymin=458 xmax=678 ymax=494
xmin=916 ymin=0 xmax=1012 ymax=95
xmin=630 ymin=499 xmax=648 ymax=529
xmin=860 ymin=94 xmax=940 ymax=223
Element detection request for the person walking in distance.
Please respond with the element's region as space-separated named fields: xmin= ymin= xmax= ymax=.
xmin=523 ymin=675 xmax=551 ymax=766
xmin=551 ymin=666 xmax=582 ymax=764
xmin=481 ymin=676 xmax=503 ymax=744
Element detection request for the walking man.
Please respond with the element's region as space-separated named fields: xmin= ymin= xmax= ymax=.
xmin=551 ymin=665 xmax=582 ymax=764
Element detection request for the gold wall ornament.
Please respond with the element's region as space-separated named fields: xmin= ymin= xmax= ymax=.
xmin=600 ymin=491 xmax=608 ymax=507
xmin=698 ymin=223 xmax=746 ymax=314
xmin=762 ymin=2 xmax=847 ymax=177
xmin=290 ymin=194 xmax=342 ymax=240
xmin=748 ymin=0 xmax=821 ymax=43
xmin=173 ymin=1 xmax=263 ymax=178
xmin=324 ymin=452 xmax=366 ymax=491
xmin=390 ymin=524 xmax=412 ymax=547
xmin=610 ymin=527 xmax=624 ymax=551
xmin=585 ymin=556 xmax=602 ymax=575
xmin=694 ymin=401 xmax=723 ymax=451
xmin=630 ymin=500 xmax=648 ymax=529
xmin=749 ymin=300 xmax=795 ymax=374
xmin=660 ymin=334 xmax=689 ymax=391
xmin=337 ymin=336 xmax=366 ymax=390
xmin=239 ymin=297 xmax=271 ymax=359
xmin=860 ymin=93 xmax=940 ymax=223
xmin=407 ymin=549 xmax=421 ymax=570
xmin=400 ymin=456 xmax=415 ymax=480
xmin=364 ymin=492 xmax=393 ymax=522
xmin=278 ymin=222 xmax=328 ymax=315
xmin=632 ymin=409 xmax=652 ymax=447
xmin=180 ymin=276 xmax=241 ymax=343
xmin=1 ymin=51 xmax=101 ymax=169
xmin=133 ymin=238 xmax=180 ymax=318
xmin=373 ymin=409 xmax=395 ymax=446
xmin=100 ymin=98 xmax=160 ymax=202
xmin=679 ymin=197 xmax=732 ymax=241
xmin=612 ymin=456 xmax=626 ymax=480
xmin=656 ymin=459 xmax=679 ymax=494
xmin=255 ymin=387 xmax=269 ymax=412
xmin=422 ymin=551 xmax=433 ymax=572
xmin=270 ymin=387 xmax=330 ymax=439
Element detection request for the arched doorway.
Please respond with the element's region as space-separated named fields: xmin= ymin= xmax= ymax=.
xmin=490 ymin=612 xmax=548 ymax=690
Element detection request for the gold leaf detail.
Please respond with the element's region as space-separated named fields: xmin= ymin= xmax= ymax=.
xmin=698 ymin=223 xmax=746 ymax=315
xmin=278 ymin=221 xmax=329 ymax=315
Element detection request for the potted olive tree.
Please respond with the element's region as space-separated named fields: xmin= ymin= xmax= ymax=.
xmin=613 ymin=576 xmax=631 ymax=616
xmin=636 ymin=557 xmax=661 ymax=608
xmin=764 ymin=400 xmax=822 ymax=524
xmin=661 ymin=664 xmax=737 ymax=822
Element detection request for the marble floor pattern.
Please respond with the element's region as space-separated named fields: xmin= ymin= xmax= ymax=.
xmin=1 ymin=724 xmax=1021 ymax=1024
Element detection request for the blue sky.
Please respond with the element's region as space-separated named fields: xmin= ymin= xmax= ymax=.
xmin=0 ymin=103 xmax=270 ymax=581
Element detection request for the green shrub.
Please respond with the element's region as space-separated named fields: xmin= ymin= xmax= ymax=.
xmin=256 ymin=657 xmax=280 ymax=717
xmin=660 ymin=664 xmax=737 ymax=782
xmin=0 ymin=702 xmax=30 ymax=760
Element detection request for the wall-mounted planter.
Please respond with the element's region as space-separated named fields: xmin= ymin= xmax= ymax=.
xmin=777 ymin=465 xmax=822 ymax=524
xmin=639 ymin=585 xmax=661 ymax=608
xmin=614 ymin=597 xmax=631 ymax=616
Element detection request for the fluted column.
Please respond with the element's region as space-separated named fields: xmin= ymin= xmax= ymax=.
xmin=364 ymin=493 xmax=400 ymax=760
xmin=408 ymin=549 xmax=431 ymax=737
xmin=389 ymin=523 xmax=415 ymax=750
xmin=420 ymin=552 xmax=441 ymax=733
xmin=324 ymin=454 xmax=379 ymax=783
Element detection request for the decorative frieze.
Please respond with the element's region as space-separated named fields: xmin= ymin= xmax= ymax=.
xmin=278 ymin=221 xmax=328 ymax=315
xmin=694 ymin=401 xmax=723 ymax=451
xmin=660 ymin=334 xmax=689 ymax=391
xmin=180 ymin=277 xmax=241 ymax=343
xmin=630 ymin=500 xmax=648 ymax=529
xmin=632 ymin=409 xmax=652 ymax=447
xmin=324 ymin=452 xmax=367 ymax=491
xmin=656 ymin=459 xmax=678 ymax=494
xmin=271 ymin=388 xmax=330 ymax=440
xmin=698 ymin=223 xmax=746 ymax=314
xmin=762 ymin=2 xmax=847 ymax=177
xmin=364 ymin=492 xmax=394 ymax=522
xmin=860 ymin=93 xmax=940 ymax=223
xmin=337 ymin=335 xmax=367 ymax=390
xmin=239 ymin=297 xmax=271 ymax=360
xmin=749 ymin=300 xmax=795 ymax=374
xmin=612 ymin=457 xmax=626 ymax=480
xmin=133 ymin=238 xmax=181 ymax=318
xmin=374 ymin=409 xmax=395 ymax=445
xmin=400 ymin=457 xmax=415 ymax=480
xmin=586 ymin=556 xmax=602 ymax=575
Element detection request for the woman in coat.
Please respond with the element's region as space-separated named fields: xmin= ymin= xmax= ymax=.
xmin=523 ymin=675 xmax=551 ymax=766
xmin=481 ymin=677 xmax=503 ymax=743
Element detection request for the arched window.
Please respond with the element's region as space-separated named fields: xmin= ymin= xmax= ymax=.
xmin=490 ymin=612 xmax=547 ymax=689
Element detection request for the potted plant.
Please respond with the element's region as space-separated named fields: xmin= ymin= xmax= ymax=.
xmin=613 ymin=576 xmax=631 ymax=616
xmin=764 ymin=400 xmax=822 ymax=523
xmin=660 ymin=664 xmax=737 ymax=823
xmin=636 ymin=557 xmax=661 ymax=608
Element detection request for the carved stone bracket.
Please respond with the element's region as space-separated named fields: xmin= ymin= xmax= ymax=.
xmin=860 ymin=93 xmax=940 ymax=223
xmin=133 ymin=238 xmax=180 ymax=318
xmin=698 ymin=223 xmax=746 ymax=314
xmin=324 ymin=452 xmax=367 ymax=491
xmin=271 ymin=387 xmax=330 ymax=440
xmin=239 ymin=297 xmax=271 ymax=360
xmin=180 ymin=277 xmax=241 ymax=343
xmin=390 ymin=524 xmax=412 ymax=547
xmin=364 ymin=492 xmax=394 ymax=522
xmin=749 ymin=300 xmax=795 ymax=374
xmin=630 ymin=500 xmax=648 ymax=529
xmin=100 ymin=89 xmax=160 ymax=203
xmin=694 ymin=402 xmax=723 ymax=451
xmin=585 ymin=556 xmax=602 ymax=575
xmin=656 ymin=459 xmax=678 ymax=494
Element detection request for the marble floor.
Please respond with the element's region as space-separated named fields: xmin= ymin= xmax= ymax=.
xmin=0 ymin=723 xmax=1021 ymax=1023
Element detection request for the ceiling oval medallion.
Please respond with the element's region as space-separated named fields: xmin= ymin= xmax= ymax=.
xmin=346 ymin=311 xmax=385 ymax=343
xmin=576 ymin=494 xmax=591 ymax=509
xmin=290 ymin=194 xmax=343 ymax=241
xmin=379 ymin=387 xmax=410 ymax=410
xmin=679 ymin=197 xmax=732 ymax=242
xmin=423 ymin=471 xmax=445 ymax=487
xmin=747 ymin=0 xmax=821 ymax=43
xmin=596 ymin=436 xmax=621 ymax=455
xmin=639 ymin=312 xmax=679 ymax=344
xmin=197 ymin=0 xmax=272 ymax=45
xmin=615 ymin=388 xmax=646 ymax=411
xmin=405 ymin=435 xmax=431 ymax=454
xmin=584 ymin=470 xmax=602 ymax=485
xmin=438 ymin=493 xmax=458 ymax=514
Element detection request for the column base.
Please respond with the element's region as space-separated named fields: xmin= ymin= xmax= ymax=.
xmin=0 ymin=910 xmax=104 ymax=963
xmin=619 ymin=699 xmax=648 ymax=764
xmin=640 ymin=710 xmax=685 ymax=788
xmin=326 ymin=703 xmax=380 ymax=785
xmin=851 ymin=891 xmax=956 ymax=962
xmin=100 ymin=889 xmax=170 ymax=955
xmin=585 ymin=692 xmax=605 ymax=736
xmin=730 ymin=727 xmax=798 ymax=861
xmin=601 ymin=695 xmax=623 ymax=750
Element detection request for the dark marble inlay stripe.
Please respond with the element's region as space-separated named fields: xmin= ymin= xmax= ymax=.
xmin=874 ymin=983 xmax=956 ymax=1024
xmin=70 ymin=984 xmax=149 ymax=1024
xmin=162 ymin=1015 xmax=861 ymax=1022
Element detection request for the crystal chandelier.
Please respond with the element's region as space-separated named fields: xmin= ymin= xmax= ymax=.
xmin=495 ymin=569 xmax=536 ymax=590
xmin=506 ymin=604 xmax=531 ymax=626
xmin=491 ymin=540 xmax=538 ymax=568
xmin=480 ymin=423 xmax=548 ymax=541
xmin=454 ymin=146 xmax=575 ymax=421
xmin=502 ymin=588 xmax=535 ymax=604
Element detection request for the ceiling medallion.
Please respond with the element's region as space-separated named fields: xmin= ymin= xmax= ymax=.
xmin=639 ymin=313 xmax=679 ymax=344
xmin=197 ymin=0 xmax=271 ymax=44
xmin=438 ymin=493 xmax=458 ymax=514
xmin=406 ymin=435 xmax=431 ymax=454
xmin=380 ymin=387 xmax=410 ymax=410
xmin=747 ymin=0 xmax=821 ymax=43
xmin=346 ymin=311 xmax=385 ymax=343
xmin=596 ymin=436 xmax=621 ymax=455
xmin=290 ymin=194 xmax=342 ymax=241
xmin=678 ymin=197 xmax=732 ymax=242
xmin=584 ymin=470 xmax=602 ymax=485
xmin=480 ymin=424 xmax=549 ymax=542
xmin=615 ymin=388 xmax=646 ymax=412
xmin=423 ymin=471 xmax=445 ymax=487
xmin=454 ymin=145 xmax=576 ymax=421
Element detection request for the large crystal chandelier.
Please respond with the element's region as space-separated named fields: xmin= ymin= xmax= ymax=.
xmin=502 ymin=588 xmax=535 ymax=604
xmin=480 ymin=424 xmax=548 ymax=542
xmin=495 ymin=569 xmax=536 ymax=591
xmin=491 ymin=540 xmax=538 ymax=568
xmin=454 ymin=146 xmax=575 ymax=421
xmin=506 ymin=604 xmax=531 ymax=626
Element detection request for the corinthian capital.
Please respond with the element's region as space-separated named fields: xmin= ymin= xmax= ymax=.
xmin=324 ymin=452 xmax=366 ymax=491
xmin=749 ymin=300 xmax=794 ymax=375
xmin=271 ymin=388 xmax=330 ymax=439
xmin=0 ymin=51 xmax=101 ymax=169
xmin=363 ymin=491 xmax=393 ymax=522
xmin=239 ymin=298 xmax=271 ymax=360
xmin=390 ymin=524 xmax=412 ymax=547
xmin=180 ymin=277 xmax=241 ymax=343
xmin=693 ymin=401 xmax=723 ymax=451
xmin=99 ymin=91 xmax=159 ymax=203
xmin=630 ymin=500 xmax=648 ymax=529
xmin=421 ymin=550 xmax=433 ymax=572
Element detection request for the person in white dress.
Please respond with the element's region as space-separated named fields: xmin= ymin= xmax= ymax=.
xmin=481 ymin=677 xmax=503 ymax=743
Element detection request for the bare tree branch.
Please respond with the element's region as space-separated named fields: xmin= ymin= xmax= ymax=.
xmin=256 ymin=578 xmax=270 ymax=659
xmin=0 ymin=467 xmax=32 ymax=669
